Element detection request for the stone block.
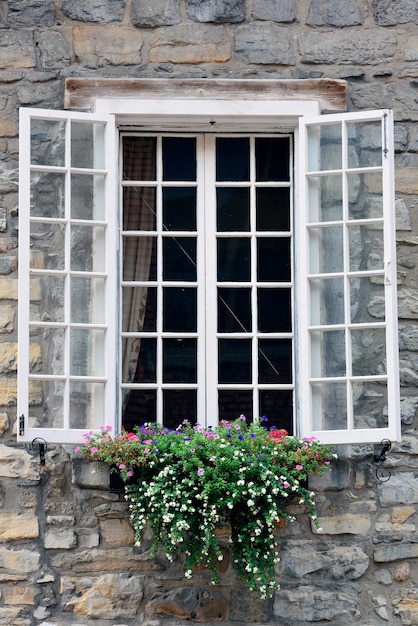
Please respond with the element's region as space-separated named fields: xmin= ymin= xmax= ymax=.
xmin=71 ymin=458 xmax=109 ymax=490
xmin=61 ymin=0 xmax=125 ymax=22
xmin=314 ymin=513 xmax=371 ymax=534
xmin=299 ymin=29 xmax=397 ymax=65
xmin=100 ymin=517 xmax=135 ymax=546
xmin=278 ymin=541 xmax=369 ymax=580
xmin=0 ymin=412 xmax=8 ymax=436
xmin=0 ymin=379 xmax=16 ymax=406
xmin=44 ymin=528 xmax=77 ymax=550
xmin=0 ymin=513 xmax=38 ymax=540
xmin=252 ymin=0 xmax=294 ymax=22
xmin=51 ymin=546 xmax=166 ymax=574
xmin=0 ymin=342 xmax=17 ymax=374
xmin=132 ymin=0 xmax=180 ymax=27
xmin=405 ymin=37 xmax=418 ymax=61
xmin=229 ymin=588 xmax=272 ymax=621
xmin=274 ymin=584 xmax=360 ymax=622
xmin=7 ymin=0 xmax=55 ymax=26
xmin=73 ymin=26 xmax=143 ymax=67
xmin=307 ymin=0 xmax=363 ymax=26
xmin=374 ymin=543 xmax=418 ymax=562
xmin=149 ymin=25 xmax=231 ymax=64
xmin=61 ymin=573 xmax=144 ymax=619
xmin=0 ymin=305 xmax=15 ymax=333
xmin=0 ymin=546 xmax=41 ymax=572
xmin=3 ymin=584 xmax=37 ymax=604
xmin=0 ymin=256 xmax=16 ymax=275
xmin=378 ymin=472 xmax=418 ymax=506
xmin=0 ymin=445 xmax=39 ymax=480
xmin=186 ymin=0 xmax=245 ymax=23
xmin=309 ymin=459 xmax=350 ymax=491
xmin=373 ymin=0 xmax=418 ymax=26
xmin=0 ymin=30 xmax=36 ymax=70
xmin=393 ymin=588 xmax=418 ymax=624
xmin=235 ymin=24 xmax=295 ymax=64
xmin=38 ymin=31 xmax=71 ymax=69
xmin=146 ymin=586 xmax=228 ymax=621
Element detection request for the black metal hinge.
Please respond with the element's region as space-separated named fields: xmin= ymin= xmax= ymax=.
xmin=19 ymin=414 xmax=25 ymax=437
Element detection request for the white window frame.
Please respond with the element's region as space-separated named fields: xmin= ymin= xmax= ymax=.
xmin=17 ymin=98 xmax=399 ymax=444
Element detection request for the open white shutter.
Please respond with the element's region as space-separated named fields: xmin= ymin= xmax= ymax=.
xmin=297 ymin=109 xmax=400 ymax=444
xmin=18 ymin=108 xmax=117 ymax=443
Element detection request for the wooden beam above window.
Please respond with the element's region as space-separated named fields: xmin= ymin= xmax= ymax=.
xmin=65 ymin=78 xmax=347 ymax=112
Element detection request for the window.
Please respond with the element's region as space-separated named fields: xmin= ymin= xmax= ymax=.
xmin=17 ymin=102 xmax=399 ymax=444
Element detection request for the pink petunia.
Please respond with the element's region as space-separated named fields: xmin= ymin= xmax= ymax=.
xmin=90 ymin=447 xmax=98 ymax=453
xmin=119 ymin=464 xmax=125 ymax=469
xmin=295 ymin=464 xmax=303 ymax=470
xmin=74 ymin=446 xmax=80 ymax=453
xmin=198 ymin=468 xmax=205 ymax=476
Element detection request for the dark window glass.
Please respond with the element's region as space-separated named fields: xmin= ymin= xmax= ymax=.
xmin=255 ymin=137 xmax=289 ymax=182
xmin=218 ymin=288 xmax=252 ymax=333
xmin=258 ymin=288 xmax=291 ymax=332
xmin=123 ymin=237 xmax=157 ymax=282
xmin=163 ymin=237 xmax=196 ymax=281
xmin=258 ymin=339 xmax=292 ymax=384
xmin=217 ymin=188 xmax=250 ymax=231
xmin=163 ymin=137 xmax=196 ymax=181
xmin=163 ymin=287 xmax=196 ymax=332
xmin=163 ymin=187 xmax=196 ymax=231
xmin=256 ymin=188 xmax=290 ymax=231
xmin=123 ymin=390 xmax=156 ymax=431
xmin=218 ymin=339 xmax=252 ymax=383
xmin=217 ymin=238 xmax=251 ymax=282
xmin=216 ymin=138 xmax=250 ymax=182
xmin=163 ymin=390 xmax=197 ymax=429
xmin=123 ymin=137 xmax=156 ymax=181
xmin=218 ymin=390 xmax=253 ymax=422
xmin=122 ymin=338 xmax=156 ymax=383
xmin=259 ymin=390 xmax=293 ymax=434
xmin=257 ymin=237 xmax=291 ymax=281
xmin=163 ymin=338 xmax=197 ymax=383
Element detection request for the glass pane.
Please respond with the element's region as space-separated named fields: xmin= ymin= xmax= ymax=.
xmin=123 ymin=389 xmax=156 ymax=431
xmin=70 ymin=329 xmax=105 ymax=376
xmin=30 ymin=172 xmax=65 ymax=218
xmin=163 ymin=137 xmax=196 ymax=182
xmin=348 ymin=172 xmax=383 ymax=214
xmin=217 ymin=238 xmax=250 ymax=282
xmin=29 ymin=380 xmax=64 ymax=428
xmin=347 ymin=120 xmax=382 ymax=168
xmin=30 ymin=275 xmax=65 ymax=322
xmin=69 ymin=382 xmax=105 ymax=430
xmin=30 ymin=329 xmax=64 ymax=374
xmin=350 ymin=277 xmax=385 ymax=324
xmin=259 ymin=390 xmax=293 ymax=434
xmin=30 ymin=118 xmax=65 ymax=167
xmin=307 ymin=175 xmax=342 ymax=222
xmin=123 ymin=237 xmax=157 ymax=282
xmin=217 ymin=188 xmax=250 ymax=231
xmin=122 ymin=286 xmax=157 ymax=332
xmin=216 ymin=138 xmax=250 ymax=182
xmin=163 ymin=188 xmax=196 ymax=231
xmin=218 ymin=288 xmax=251 ymax=333
xmin=311 ymin=330 xmax=346 ymax=377
xmin=71 ymin=277 xmax=105 ymax=324
xmin=122 ymin=338 xmax=156 ymax=383
xmin=255 ymin=137 xmax=289 ymax=181
xmin=70 ymin=225 xmax=106 ymax=272
xmin=310 ymin=277 xmax=345 ymax=326
xmin=353 ymin=381 xmax=388 ymax=429
xmin=349 ymin=223 xmax=384 ymax=273
xmin=308 ymin=123 xmax=342 ymax=172
xmin=71 ymin=122 xmax=97 ymax=169
xmin=71 ymin=174 xmax=106 ymax=220
xmin=257 ymin=237 xmax=291 ymax=281
xmin=30 ymin=223 xmax=65 ymax=270
xmin=258 ymin=339 xmax=292 ymax=384
xmin=218 ymin=339 xmax=252 ymax=383
xmin=256 ymin=188 xmax=290 ymax=231
xmin=352 ymin=328 xmax=387 ymax=376
xmin=163 ymin=237 xmax=196 ymax=281
xmin=309 ymin=226 xmax=344 ymax=274
xmin=122 ymin=137 xmax=156 ymax=181
xmin=163 ymin=390 xmax=197 ymax=429
xmin=258 ymin=288 xmax=291 ymax=332
xmin=218 ymin=390 xmax=253 ymax=422
xmin=311 ymin=382 xmax=347 ymax=430
xmin=123 ymin=187 xmax=156 ymax=231
xmin=163 ymin=338 xmax=197 ymax=383
xmin=163 ymin=287 xmax=196 ymax=332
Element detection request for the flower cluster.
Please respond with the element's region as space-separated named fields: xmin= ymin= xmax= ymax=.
xmin=76 ymin=417 xmax=335 ymax=597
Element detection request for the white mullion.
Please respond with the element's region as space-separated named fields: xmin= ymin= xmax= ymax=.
xmin=195 ymin=134 xmax=207 ymax=424
xmin=204 ymin=134 xmax=218 ymax=427
xmin=64 ymin=117 xmax=72 ymax=430
xmin=156 ymin=135 xmax=163 ymax=423
xmin=250 ymin=135 xmax=258 ymax=420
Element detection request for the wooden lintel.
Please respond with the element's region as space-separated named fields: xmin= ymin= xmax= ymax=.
xmin=65 ymin=78 xmax=347 ymax=112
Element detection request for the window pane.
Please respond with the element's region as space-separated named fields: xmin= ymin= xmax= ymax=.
xmin=258 ymin=339 xmax=292 ymax=384
xmin=352 ymin=329 xmax=386 ymax=376
xmin=163 ymin=390 xmax=197 ymax=428
xmin=353 ymin=381 xmax=388 ymax=429
xmin=349 ymin=223 xmax=384 ymax=273
xmin=122 ymin=338 xmax=156 ymax=383
xmin=259 ymin=390 xmax=293 ymax=434
xmin=310 ymin=277 xmax=345 ymax=326
xmin=163 ymin=288 xmax=196 ymax=332
xmin=255 ymin=137 xmax=289 ymax=181
xmin=123 ymin=286 xmax=157 ymax=332
xmin=311 ymin=382 xmax=347 ymax=430
xmin=69 ymin=382 xmax=105 ymax=429
xmin=31 ymin=223 xmax=65 ymax=270
xmin=29 ymin=380 xmax=64 ymax=428
xmin=71 ymin=277 xmax=106 ymax=324
xmin=30 ymin=172 xmax=65 ymax=218
xmin=309 ymin=226 xmax=344 ymax=274
xmin=307 ymin=175 xmax=343 ymax=222
xmin=311 ymin=330 xmax=346 ymax=378
xmin=163 ymin=237 xmax=196 ymax=281
xmin=217 ymin=238 xmax=250 ymax=281
xmin=71 ymin=174 xmax=106 ymax=220
xmin=163 ymin=188 xmax=196 ymax=231
xmin=216 ymin=138 xmax=250 ymax=182
xmin=30 ymin=118 xmax=65 ymax=167
xmin=123 ymin=187 xmax=156 ymax=230
xmin=70 ymin=225 xmax=106 ymax=272
xmin=257 ymin=237 xmax=291 ymax=281
xmin=258 ymin=288 xmax=291 ymax=332
xmin=256 ymin=188 xmax=290 ymax=231
xmin=123 ymin=137 xmax=156 ymax=181
xmin=217 ymin=188 xmax=250 ymax=231
xmin=347 ymin=120 xmax=382 ymax=168
xmin=350 ymin=278 xmax=385 ymax=324
xmin=218 ymin=288 xmax=251 ymax=333
xmin=123 ymin=390 xmax=156 ymax=431
xmin=163 ymin=338 xmax=197 ymax=383
xmin=307 ymin=123 xmax=342 ymax=172
xmin=163 ymin=137 xmax=196 ymax=181
xmin=70 ymin=329 xmax=105 ymax=376
xmin=349 ymin=172 xmax=383 ymax=220
xmin=30 ymin=276 xmax=65 ymax=323
xmin=30 ymin=329 xmax=64 ymax=375
xmin=123 ymin=237 xmax=157 ymax=282
xmin=218 ymin=339 xmax=252 ymax=383
xmin=71 ymin=121 xmax=98 ymax=169
xmin=218 ymin=390 xmax=253 ymax=422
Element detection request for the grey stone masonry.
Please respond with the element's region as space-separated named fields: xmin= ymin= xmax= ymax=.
xmin=0 ymin=0 xmax=417 ymax=624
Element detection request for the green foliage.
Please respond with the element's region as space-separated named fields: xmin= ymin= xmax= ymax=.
xmin=77 ymin=418 xmax=335 ymax=598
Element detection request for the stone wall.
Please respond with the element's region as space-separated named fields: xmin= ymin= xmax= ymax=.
xmin=0 ymin=0 xmax=418 ymax=624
